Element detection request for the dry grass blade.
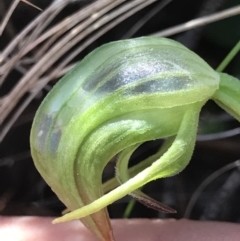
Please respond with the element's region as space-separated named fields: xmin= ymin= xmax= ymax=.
xmin=15 ymin=0 xmax=122 ymax=58
xmin=153 ymin=5 xmax=240 ymax=37
xmin=197 ymin=127 xmax=240 ymax=141
xmin=0 ymin=0 xmax=125 ymax=83
xmin=184 ymin=160 xmax=240 ymax=219
xmin=0 ymin=0 xmax=157 ymax=140
xmin=0 ymin=0 xmax=127 ymax=122
xmin=0 ymin=0 xmax=19 ymax=36
xmin=0 ymin=0 xmax=70 ymax=66
xmin=21 ymin=0 xmax=42 ymax=11
xmin=122 ymin=0 xmax=173 ymax=39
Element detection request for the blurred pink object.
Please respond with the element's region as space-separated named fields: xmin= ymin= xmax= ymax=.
xmin=0 ymin=217 xmax=240 ymax=241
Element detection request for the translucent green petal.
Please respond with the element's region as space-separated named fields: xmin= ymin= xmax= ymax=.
xmin=52 ymin=103 xmax=200 ymax=223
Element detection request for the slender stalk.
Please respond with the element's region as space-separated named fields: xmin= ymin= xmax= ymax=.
xmin=152 ymin=5 xmax=240 ymax=37
xmin=216 ymin=40 xmax=240 ymax=72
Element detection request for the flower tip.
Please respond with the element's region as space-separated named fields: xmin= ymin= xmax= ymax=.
xmin=52 ymin=217 xmax=66 ymax=224
xmin=52 ymin=211 xmax=79 ymax=224
xmin=52 ymin=218 xmax=60 ymax=224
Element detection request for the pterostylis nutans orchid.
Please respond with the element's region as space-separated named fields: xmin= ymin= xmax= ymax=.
xmin=30 ymin=37 xmax=240 ymax=241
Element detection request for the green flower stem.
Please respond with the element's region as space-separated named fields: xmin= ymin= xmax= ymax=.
xmin=123 ymin=198 xmax=136 ymax=218
xmin=216 ymin=40 xmax=240 ymax=72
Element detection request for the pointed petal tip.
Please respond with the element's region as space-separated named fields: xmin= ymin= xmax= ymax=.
xmin=52 ymin=218 xmax=62 ymax=224
xmin=52 ymin=216 xmax=71 ymax=224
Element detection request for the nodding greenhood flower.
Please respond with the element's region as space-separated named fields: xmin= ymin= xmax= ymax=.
xmin=30 ymin=37 xmax=240 ymax=241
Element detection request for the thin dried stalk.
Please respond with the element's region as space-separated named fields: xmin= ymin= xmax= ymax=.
xmin=122 ymin=0 xmax=173 ymax=39
xmin=21 ymin=0 xmax=42 ymax=11
xmin=0 ymin=0 xmax=19 ymax=36
xmin=0 ymin=0 xmax=157 ymax=140
xmin=0 ymin=0 xmax=71 ymax=81
xmin=184 ymin=160 xmax=240 ymax=218
xmin=0 ymin=0 xmax=125 ymax=117
xmin=153 ymin=5 xmax=240 ymax=37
